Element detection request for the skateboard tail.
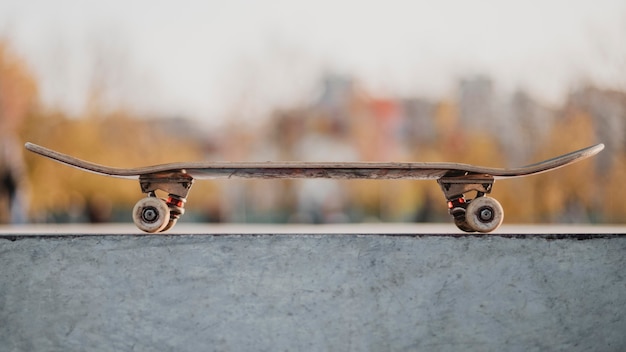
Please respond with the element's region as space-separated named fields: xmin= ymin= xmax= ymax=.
xmin=25 ymin=142 xmax=142 ymax=179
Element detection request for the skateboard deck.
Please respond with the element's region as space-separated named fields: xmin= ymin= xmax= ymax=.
xmin=25 ymin=142 xmax=604 ymax=233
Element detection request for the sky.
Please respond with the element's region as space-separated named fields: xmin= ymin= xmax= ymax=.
xmin=1 ymin=0 xmax=625 ymax=125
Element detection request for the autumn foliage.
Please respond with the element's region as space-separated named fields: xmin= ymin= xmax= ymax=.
xmin=1 ymin=39 xmax=624 ymax=224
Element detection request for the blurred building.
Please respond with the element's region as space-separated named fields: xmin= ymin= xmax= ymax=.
xmin=567 ymin=86 xmax=626 ymax=171
xmin=502 ymin=89 xmax=556 ymax=165
xmin=458 ymin=75 xmax=498 ymax=133
xmin=400 ymin=98 xmax=437 ymax=148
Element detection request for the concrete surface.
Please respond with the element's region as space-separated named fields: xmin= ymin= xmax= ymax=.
xmin=1 ymin=225 xmax=625 ymax=351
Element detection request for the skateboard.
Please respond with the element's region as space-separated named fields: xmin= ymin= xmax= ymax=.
xmin=25 ymin=142 xmax=604 ymax=233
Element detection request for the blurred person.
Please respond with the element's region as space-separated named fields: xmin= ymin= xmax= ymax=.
xmin=0 ymin=136 xmax=28 ymax=223
xmin=0 ymin=41 xmax=37 ymax=223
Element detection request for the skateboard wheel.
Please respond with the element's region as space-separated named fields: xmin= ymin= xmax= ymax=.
xmin=132 ymin=197 xmax=171 ymax=233
xmin=454 ymin=218 xmax=476 ymax=233
xmin=465 ymin=197 xmax=503 ymax=233
xmin=161 ymin=219 xmax=177 ymax=232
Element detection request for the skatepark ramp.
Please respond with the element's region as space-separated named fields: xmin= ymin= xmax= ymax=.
xmin=1 ymin=225 xmax=625 ymax=351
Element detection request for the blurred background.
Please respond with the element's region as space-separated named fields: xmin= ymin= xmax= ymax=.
xmin=0 ymin=0 xmax=624 ymax=225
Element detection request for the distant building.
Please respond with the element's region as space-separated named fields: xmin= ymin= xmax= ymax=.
xmin=503 ymin=89 xmax=556 ymax=164
xmin=316 ymin=74 xmax=355 ymax=118
xmin=458 ymin=75 xmax=496 ymax=132
xmin=568 ymin=86 xmax=626 ymax=171
xmin=401 ymin=98 xmax=437 ymax=148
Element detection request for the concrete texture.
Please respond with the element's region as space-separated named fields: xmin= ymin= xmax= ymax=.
xmin=1 ymin=231 xmax=625 ymax=351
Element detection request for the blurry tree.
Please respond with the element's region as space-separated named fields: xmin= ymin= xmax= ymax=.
xmin=532 ymin=110 xmax=598 ymax=222
xmin=10 ymin=32 xmax=217 ymax=223
xmin=4 ymin=30 xmax=623 ymax=225
xmin=602 ymin=149 xmax=626 ymax=222
xmin=0 ymin=39 xmax=38 ymax=223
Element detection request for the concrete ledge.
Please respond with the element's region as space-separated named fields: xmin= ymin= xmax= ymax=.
xmin=1 ymin=228 xmax=625 ymax=351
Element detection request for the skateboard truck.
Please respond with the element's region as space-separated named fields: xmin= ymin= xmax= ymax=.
xmin=133 ymin=172 xmax=194 ymax=233
xmin=438 ymin=174 xmax=503 ymax=233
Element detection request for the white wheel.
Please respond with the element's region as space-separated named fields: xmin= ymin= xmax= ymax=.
xmin=132 ymin=197 xmax=171 ymax=233
xmin=465 ymin=197 xmax=504 ymax=233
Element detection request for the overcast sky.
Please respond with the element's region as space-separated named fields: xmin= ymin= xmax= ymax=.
xmin=1 ymin=0 xmax=625 ymax=124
